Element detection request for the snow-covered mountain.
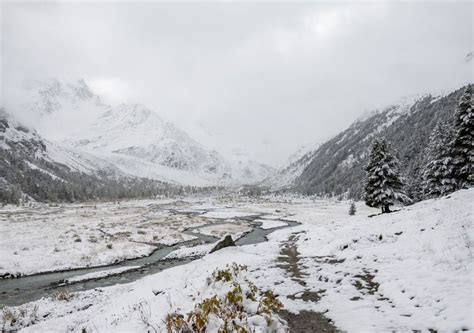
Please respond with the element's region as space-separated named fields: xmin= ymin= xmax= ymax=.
xmin=221 ymin=147 xmax=275 ymax=184
xmin=13 ymin=79 xmax=110 ymax=142
xmin=0 ymin=110 xmax=198 ymax=203
xmin=58 ymin=102 xmax=236 ymax=186
xmin=266 ymin=86 xmax=467 ymax=198
xmin=260 ymin=141 xmax=320 ymax=190
xmin=0 ymin=109 xmax=129 ymax=178
xmin=6 ymin=78 xmax=273 ymax=187
xmin=179 ymin=120 xmax=275 ymax=184
xmin=23 ymin=78 xmax=104 ymax=117
xmin=67 ymin=103 xmax=228 ymax=174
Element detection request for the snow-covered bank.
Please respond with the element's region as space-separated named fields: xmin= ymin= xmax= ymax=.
xmin=62 ymin=266 xmax=140 ymax=285
xmin=1 ymin=190 xmax=472 ymax=332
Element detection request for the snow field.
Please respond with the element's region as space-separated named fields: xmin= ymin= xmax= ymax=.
xmin=0 ymin=200 xmax=208 ymax=276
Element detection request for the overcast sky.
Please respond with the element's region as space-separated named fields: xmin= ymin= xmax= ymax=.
xmin=1 ymin=1 xmax=472 ymax=166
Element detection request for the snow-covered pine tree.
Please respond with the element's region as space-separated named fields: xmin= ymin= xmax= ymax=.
xmin=450 ymin=84 xmax=473 ymax=189
xmin=348 ymin=201 xmax=356 ymax=215
xmin=406 ymin=175 xmax=424 ymax=203
xmin=422 ymin=121 xmax=456 ymax=198
xmin=364 ymin=138 xmax=411 ymax=213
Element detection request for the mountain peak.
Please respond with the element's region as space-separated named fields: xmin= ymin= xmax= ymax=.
xmin=66 ymin=79 xmax=95 ymax=100
xmin=24 ymin=78 xmax=103 ymax=116
xmin=101 ymin=103 xmax=164 ymax=128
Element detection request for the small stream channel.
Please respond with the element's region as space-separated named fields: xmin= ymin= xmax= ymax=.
xmin=0 ymin=210 xmax=299 ymax=308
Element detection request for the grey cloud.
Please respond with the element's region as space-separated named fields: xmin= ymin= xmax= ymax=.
xmin=1 ymin=1 xmax=472 ymax=165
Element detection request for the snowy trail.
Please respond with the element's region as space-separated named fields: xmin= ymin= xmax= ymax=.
xmin=276 ymin=233 xmax=341 ymax=331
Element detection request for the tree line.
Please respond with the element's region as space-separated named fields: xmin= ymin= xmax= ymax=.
xmin=0 ymin=150 xmax=224 ymax=205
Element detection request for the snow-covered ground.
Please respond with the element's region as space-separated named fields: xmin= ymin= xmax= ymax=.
xmin=255 ymin=219 xmax=288 ymax=230
xmin=1 ymin=189 xmax=472 ymax=332
xmin=0 ymin=199 xmax=209 ymax=276
xmin=201 ymin=210 xmax=258 ymax=219
xmin=271 ymin=190 xmax=473 ymax=332
xmin=164 ymin=243 xmax=214 ymax=260
xmin=194 ymin=222 xmax=253 ymax=240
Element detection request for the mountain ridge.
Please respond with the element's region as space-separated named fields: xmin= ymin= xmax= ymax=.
xmin=10 ymin=78 xmax=274 ymax=186
xmin=264 ymin=85 xmax=468 ymax=199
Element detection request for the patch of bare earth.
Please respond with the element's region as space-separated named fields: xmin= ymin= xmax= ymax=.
xmin=276 ymin=233 xmax=341 ymax=333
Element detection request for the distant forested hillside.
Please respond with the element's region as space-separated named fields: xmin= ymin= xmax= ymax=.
xmin=290 ymin=86 xmax=467 ymax=199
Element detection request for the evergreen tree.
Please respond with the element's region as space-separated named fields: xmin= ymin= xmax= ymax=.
xmin=406 ymin=178 xmax=424 ymax=203
xmin=450 ymin=84 xmax=473 ymax=189
xmin=364 ymin=138 xmax=411 ymax=213
xmin=422 ymin=121 xmax=456 ymax=197
xmin=348 ymin=201 xmax=356 ymax=216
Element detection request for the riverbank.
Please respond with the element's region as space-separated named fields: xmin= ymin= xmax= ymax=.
xmin=0 ymin=199 xmax=260 ymax=277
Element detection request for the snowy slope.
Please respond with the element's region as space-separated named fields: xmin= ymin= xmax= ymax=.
xmin=261 ymin=141 xmax=320 ymax=190
xmin=0 ymin=110 xmax=46 ymax=153
xmin=263 ymin=99 xmax=416 ymax=192
xmin=92 ymin=152 xmax=225 ymax=186
xmin=0 ymin=110 xmax=124 ymax=180
xmin=273 ymin=189 xmax=474 ymax=331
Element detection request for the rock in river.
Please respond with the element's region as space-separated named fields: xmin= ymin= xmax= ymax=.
xmin=209 ymin=235 xmax=236 ymax=253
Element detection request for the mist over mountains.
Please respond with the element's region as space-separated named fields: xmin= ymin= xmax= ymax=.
xmin=4 ymin=79 xmax=274 ymax=185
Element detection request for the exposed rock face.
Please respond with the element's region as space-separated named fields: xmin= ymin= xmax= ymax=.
xmin=209 ymin=235 xmax=236 ymax=254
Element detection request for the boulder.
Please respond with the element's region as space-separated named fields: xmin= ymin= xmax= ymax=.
xmin=209 ymin=235 xmax=235 ymax=253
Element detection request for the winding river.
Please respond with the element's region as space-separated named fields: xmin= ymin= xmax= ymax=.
xmin=0 ymin=209 xmax=298 ymax=308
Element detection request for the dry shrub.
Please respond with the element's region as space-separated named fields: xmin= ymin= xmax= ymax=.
xmin=165 ymin=263 xmax=285 ymax=333
xmin=51 ymin=290 xmax=74 ymax=301
xmin=1 ymin=307 xmax=18 ymax=325
xmin=133 ymin=300 xmax=158 ymax=333
xmin=1 ymin=305 xmax=38 ymax=329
